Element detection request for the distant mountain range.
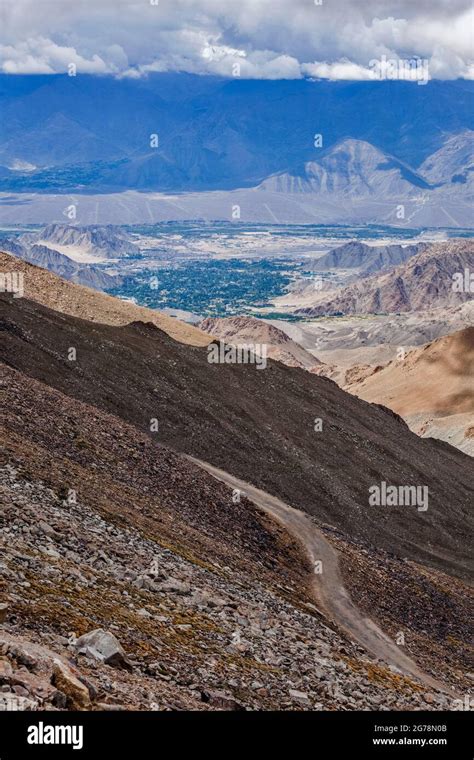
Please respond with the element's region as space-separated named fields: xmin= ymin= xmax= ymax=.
xmin=297 ymin=240 xmax=474 ymax=316
xmin=0 ymin=236 xmax=118 ymax=289
xmin=258 ymin=139 xmax=433 ymax=196
xmin=309 ymin=240 xmax=428 ymax=276
xmin=260 ymin=133 xmax=474 ymax=197
xmin=21 ymin=223 xmax=139 ymax=258
xmin=419 ymin=131 xmax=474 ymax=189
xmin=0 ymin=74 xmax=473 ymax=195
xmin=0 ymin=224 xmax=139 ymax=289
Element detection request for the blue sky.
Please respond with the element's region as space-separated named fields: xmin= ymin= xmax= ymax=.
xmin=0 ymin=0 xmax=473 ymax=80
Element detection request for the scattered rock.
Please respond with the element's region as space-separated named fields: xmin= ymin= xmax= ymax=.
xmin=289 ymin=689 xmax=311 ymax=704
xmin=158 ymin=579 xmax=191 ymax=595
xmin=50 ymin=689 xmax=68 ymax=709
xmin=0 ymin=659 xmax=13 ymax=680
xmin=74 ymin=629 xmax=133 ymax=671
xmin=51 ymin=660 xmax=90 ymax=710
xmin=200 ymin=689 xmax=246 ymax=711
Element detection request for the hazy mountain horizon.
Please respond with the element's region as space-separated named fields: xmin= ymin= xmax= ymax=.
xmin=1 ymin=74 xmax=473 ymax=195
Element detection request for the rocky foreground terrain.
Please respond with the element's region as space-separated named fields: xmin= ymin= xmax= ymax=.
xmin=328 ymin=528 xmax=473 ymax=696
xmin=1 ymin=367 xmax=459 ymax=712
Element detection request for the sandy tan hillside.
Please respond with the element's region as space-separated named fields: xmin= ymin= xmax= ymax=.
xmin=348 ymin=327 xmax=474 ymax=455
xmin=199 ymin=315 xmax=324 ymax=371
xmin=0 ymin=251 xmax=210 ymax=347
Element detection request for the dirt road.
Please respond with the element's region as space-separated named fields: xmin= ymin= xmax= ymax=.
xmin=189 ymin=456 xmax=449 ymax=694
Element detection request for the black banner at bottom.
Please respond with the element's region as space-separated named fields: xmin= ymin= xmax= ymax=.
xmin=0 ymin=710 xmax=471 ymax=758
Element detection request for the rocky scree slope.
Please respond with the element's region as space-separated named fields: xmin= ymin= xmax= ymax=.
xmin=1 ymin=366 xmax=450 ymax=711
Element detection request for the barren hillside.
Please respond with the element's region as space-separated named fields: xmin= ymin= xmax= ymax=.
xmin=296 ymin=241 xmax=473 ymax=316
xmin=1 ymin=291 xmax=472 ymax=577
xmin=347 ymin=327 xmax=474 ymax=455
xmin=199 ymin=315 xmax=323 ymax=371
xmin=0 ymin=251 xmax=210 ymax=347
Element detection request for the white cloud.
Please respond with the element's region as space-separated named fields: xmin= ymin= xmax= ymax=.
xmin=0 ymin=0 xmax=472 ymax=80
xmin=0 ymin=37 xmax=116 ymax=74
xmin=302 ymin=60 xmax=375 ymax=82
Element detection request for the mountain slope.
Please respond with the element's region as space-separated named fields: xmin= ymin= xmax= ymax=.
xmin=1 ymin=290 xmax=472 ymax=577
xmin=258 ymin=139 xmax=431 ymax=197
xmin=419 ymin=130 xmax=474 ymax=188
xmin=297 ymin=240 xmax=474 ymax=316
xmin=0 ymin=251 xmax=210 ymax=347
xmin=310 ymin=241 xmax=427 ymax=276
xmin=347 ymin=328 xmax=474 ymax=455
xmin=199 ymin=316 xmax=322 ymax=371
xmin=3 ymin=364 xmax=468 ymax=709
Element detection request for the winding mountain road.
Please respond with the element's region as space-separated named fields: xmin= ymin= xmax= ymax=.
xmin=189 ymin=456 xmax=449 ymax=694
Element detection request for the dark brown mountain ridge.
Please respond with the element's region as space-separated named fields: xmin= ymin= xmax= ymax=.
xmin=1 ymin=291 xmax=472 ymax=578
